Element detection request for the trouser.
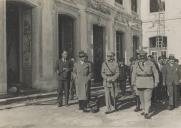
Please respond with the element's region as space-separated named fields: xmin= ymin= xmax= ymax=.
xmin=78 ymin=100 xmax=88 ymax=110
xmin=152 ymin=85 xmax=168 ymax=102
xmin=138 ymin=88 xmax=153 ymax=114
xmin=136 ymin=95 xmax=141 ymax=109
xmin=104 ymin=86 xmax=116 ymax=111
xmin=69 ymin=79 xmax=75 ymax=99
xmin=57 ymin=80 xmax=70 ymax=105
xmin=167 ymin=84 xmax=178 ymax=107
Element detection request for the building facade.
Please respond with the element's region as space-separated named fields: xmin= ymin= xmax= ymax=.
xmin=0 ymin=0 xmax=142 ymax=94
xmin=141 ymin=0 xmax=181 ymax=61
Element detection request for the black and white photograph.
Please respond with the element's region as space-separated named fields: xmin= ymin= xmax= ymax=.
xmin=0 ymin=0 xmax=181 ymax=128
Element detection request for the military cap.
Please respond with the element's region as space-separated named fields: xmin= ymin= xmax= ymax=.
xmin=79 ymin=50 xmax=86 ymax=58
xmin=106 ymin=51 xmax=114 ymax=57
xmin=136 ymin=49 xmax=147 ymax=55
xmin=129 ymin=57 xmax=134 ymax=62
xmin=168 ymin=54 xmax=175 ymax=60
xmin=158 ymin=56 xmax=163 ymax=60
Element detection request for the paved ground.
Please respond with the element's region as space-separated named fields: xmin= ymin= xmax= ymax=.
xmin=0 ymin=98 xmax=181 ymax=128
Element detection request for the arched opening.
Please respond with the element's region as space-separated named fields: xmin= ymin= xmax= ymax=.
xmin=58 ymin=14 xmax=75 ymax=58
xmin=6 ymin=1 xmax=33 ymax=90
xmin=133 ymin=35 xmax=139 ymax=59
xmin=93 ymin=25 xmax=105 ymax=83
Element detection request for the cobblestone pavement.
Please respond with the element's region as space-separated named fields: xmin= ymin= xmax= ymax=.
xmin=0 ymin=98 xmax=181 ymax=128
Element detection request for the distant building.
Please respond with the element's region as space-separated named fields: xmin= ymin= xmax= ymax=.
xmin=141 ymin=0 xmax=181 ymax=61
xmin=0 ymin=0 xmax=142 ymax=94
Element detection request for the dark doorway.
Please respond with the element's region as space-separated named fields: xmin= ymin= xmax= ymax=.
xmin=6 ymin=1 xmax=33 ymax=88
xmin=116 ymin=31 xmax=124 ymax=62
xmin=58 ymin=14 xmax=74 ymax=58
xmin=133 ymin=36 xmax=139 ymax=59
xmin=93 ymin=25 xmax=104 ymax=83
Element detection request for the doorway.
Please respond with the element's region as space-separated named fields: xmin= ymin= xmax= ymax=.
xmin=116 ymin=31 xmax=124 ymax=62
xmin=6 ymin=1 xmax=33 ymax=88
xmin=93 ymin=25 xmax=104 ymax=83
xmin=133 ymin=36 xmax=139 ymax=59
xmin=58 ymin=14 xmax=74 ymax=58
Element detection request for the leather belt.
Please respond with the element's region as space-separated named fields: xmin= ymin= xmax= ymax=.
xmin=106 ymin=74 xmax=114 ymax=76
xmin=136 ymin=74 xmax=153 ymax=77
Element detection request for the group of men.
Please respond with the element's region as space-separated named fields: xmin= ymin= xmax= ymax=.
xmin=55 ymin=49 xmax=181 ymax=118
xmin=56 ymin=50 xmax=92 ymax=112
xmin=130 ymin=49 xmax=181 ymax=119
xmin=56 ymin=50 xmax=127 ymax=113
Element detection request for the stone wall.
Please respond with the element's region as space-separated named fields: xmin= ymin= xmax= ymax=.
xmin=0 ymin=0 xmax=142 ymax=93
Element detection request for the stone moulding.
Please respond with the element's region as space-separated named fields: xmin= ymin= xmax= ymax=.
xmin=55 ymin=0 xmax=78 ymax=6
xmin=114 ymin=11 xmax=141 ymax=30
xmin=88 ymin=0 xmax=111 ymax=15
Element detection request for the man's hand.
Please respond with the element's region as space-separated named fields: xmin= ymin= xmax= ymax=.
xmin=179 ymin=79 xmax=181 ymax=83
xmin=56 ymin=70 xmax=59 ymax=75
xmin=107 ymin=78 xmax=113 ymax=83
xmin=154 ymin=82 xmax=158 ymax=87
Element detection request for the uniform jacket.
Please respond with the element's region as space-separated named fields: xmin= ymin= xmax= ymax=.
xmin=177 ymin=65 xmax=181 ymax=81
xmin=101 ymin=61 xmax=119 ymax=87
xmin=56 ymin=59 xmax=71 ymax=80
xmin=73 ymin=61 xmax=92 ymax=100
xmin=132 ymin=60 xmax=159 ymax=89
xmin=162 ymin=63 xmax=179 ymax=86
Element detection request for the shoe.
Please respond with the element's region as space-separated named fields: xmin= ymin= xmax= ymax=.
xmin=105 ymin=111 xmax=111 ymax=114
xmin=168 ymin=105 xmax=174 ymax=110
xmin=83 ymin=108 xmax=90 ymax=113
xmin=65 ymin=103 xmax=69 ymax=107
xmin=58 ymin=103 xmax=62 ymax=107
xmin=144 ymin=114 xmax=151 ymax=119
xmin=140 ymin=112 xmax=145 ymax=116
xmin=134 ymin=107 xmax=141 ymax=112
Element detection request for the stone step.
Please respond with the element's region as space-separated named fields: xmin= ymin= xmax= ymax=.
xmin=0 ymin=91 xmax=57 ymax=105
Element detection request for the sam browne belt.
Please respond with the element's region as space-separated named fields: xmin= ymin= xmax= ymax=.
xmin=136 ymin=74 xmax=153 ymax=77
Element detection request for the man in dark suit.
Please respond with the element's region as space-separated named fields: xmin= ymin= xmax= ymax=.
xmin=56 ymin=51 xmax=71 ymax=107
xmin=163 ymin=54 xmax=180 ymax=110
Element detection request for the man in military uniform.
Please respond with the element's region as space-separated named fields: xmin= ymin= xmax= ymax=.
xmin=101 ymin=51 xmax=119 ymax=114
xmin=73 ymin=51 xmax=92 ymax=112
xmin=56 ymin=51 xmax=71 ymax=107
xmin=131 ymin=54 xmax=141 ymax=112
xmin=163 ymin=54 xmax=180 ymax=110
xmin=132 ymin=49 xmax=159 ymax=119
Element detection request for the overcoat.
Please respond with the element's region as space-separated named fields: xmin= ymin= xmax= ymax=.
xmin=73 ymin=61 xmax=92 ymax=100
xmin=162 ymin=63 xmax=179 ymax=86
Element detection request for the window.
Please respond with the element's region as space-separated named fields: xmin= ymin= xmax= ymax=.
xmin=131 ymin=0 xmax=137 ymax=12
xmin=149 ymin=36 xmax=167 ymax=48
xmin=115 ymin=0 xmax=123 ymax=5
xmin=150 ymin=0 xmax=165 ymax=13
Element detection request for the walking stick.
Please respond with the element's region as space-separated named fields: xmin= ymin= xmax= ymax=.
xmin=113 ymin=82 xmax=117 ymax=110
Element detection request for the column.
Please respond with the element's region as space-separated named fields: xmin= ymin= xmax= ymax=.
xmin=0 ymin=0 xmax=7 ymax=94
xmin=125 ymin=29 xmax=132 ymax=65
xmin=79 ymin=9 xmax=88 ymax=52
xmin=37 ymin=0 xmax=57 ymax=90
xmin=108 ymin=18 xmax=114 ymax=51
xmin=32 ymin=5 xmax=42 ymax=88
